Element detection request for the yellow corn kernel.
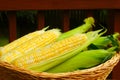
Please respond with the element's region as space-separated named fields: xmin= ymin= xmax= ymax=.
xmin=1 ymin=29 xmax=61 ymax=62
xmin=0 ymin=28 xmax=46 ymax=57
xmin=12 ymin=34 xmax=87 ymax=68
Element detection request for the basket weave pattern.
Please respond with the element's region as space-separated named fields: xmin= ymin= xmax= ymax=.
xmin=0 ymin=53 xmax=120 ymax=80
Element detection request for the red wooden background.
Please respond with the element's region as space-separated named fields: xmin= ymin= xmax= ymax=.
xmin=0 ymin=0 xmax=120 ymax=80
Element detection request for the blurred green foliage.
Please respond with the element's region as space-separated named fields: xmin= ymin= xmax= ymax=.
xmin=0 ymin=36 xmax=9 ymax=46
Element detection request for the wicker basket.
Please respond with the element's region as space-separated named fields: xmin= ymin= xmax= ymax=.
xmin=0 ymin=53 xmax=120 ymax=80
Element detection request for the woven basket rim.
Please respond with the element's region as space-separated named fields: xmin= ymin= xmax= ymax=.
xmin=0 ymin=53 xmax=120 ymax=79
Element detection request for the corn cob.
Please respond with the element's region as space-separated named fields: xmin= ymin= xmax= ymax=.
xmin=46 ymin=49 xmax=115 ymax=73
xmin=1 ymin=29 xmax=61 ymax=62
xmin=0 ymin=27 xmax=48 ymax=57
xmin=27 ymin=29 xmax=105 ymax=72
xmin=12 ymin=34 xmax=88 ymax=68
xmin=57 ymin=17 xmax=94 ymax=41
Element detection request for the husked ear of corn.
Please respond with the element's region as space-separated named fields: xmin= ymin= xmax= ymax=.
xmin=0 ymin=27 xmax=48 ymax=57
xmin=27 ymin=29 xmax=104 ymax=72
xmin=1 ymin=29 xmax=61 ymax=63
xmin=12 ymin=34 xmax=87 ymax=68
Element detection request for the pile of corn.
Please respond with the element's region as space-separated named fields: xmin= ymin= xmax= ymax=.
xmin=0 ymin=17 xmax=120 ymax=73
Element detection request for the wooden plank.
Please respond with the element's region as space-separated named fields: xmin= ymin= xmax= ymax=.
xmin=86 ymin=10 xmax=94 ymax=17
xmin=112 ymin=11 xmax=120 ymax=80
xmin=113 ymin=11 xmax=120 ymax=33
xmin=7 ymin=11 xmax=17 ymax=42
xmin=37 ymin=11 xmax=45 ymax=30
xmin=63 ymin=10 xmax=69 ymax=32
xmin=112 ymin=62 xmax=120 ymax=80
xmin=0 ymin=0 xmax=120 ymax=10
